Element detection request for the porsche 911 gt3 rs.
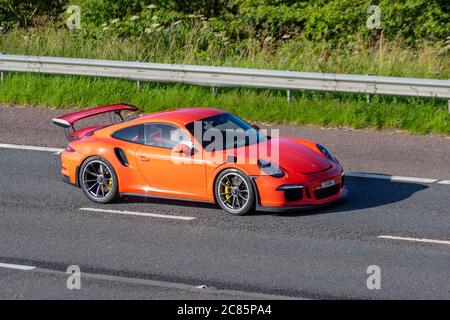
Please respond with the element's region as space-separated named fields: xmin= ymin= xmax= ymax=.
xmin=53 ymin=104 xmax=347 ymax=215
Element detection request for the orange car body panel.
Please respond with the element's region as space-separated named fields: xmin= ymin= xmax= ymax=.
xmin=60 ymin=107 xmax=346 ymax=210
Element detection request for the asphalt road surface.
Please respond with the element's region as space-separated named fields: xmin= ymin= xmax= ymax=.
xmin=0 ymin=105 xmax=449 ymax=299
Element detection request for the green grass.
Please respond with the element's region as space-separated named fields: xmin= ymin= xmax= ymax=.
xmin=1 ymin=73 xmax=449 ymax=135
xmin=1 ymin=27 xmax=449 ymax=79
xmin=1 ymin=26 xmax=449 ymax=135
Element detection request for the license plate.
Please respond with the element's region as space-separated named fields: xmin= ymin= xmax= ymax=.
xmin=321 ymin=180 xmax=335 ymax=188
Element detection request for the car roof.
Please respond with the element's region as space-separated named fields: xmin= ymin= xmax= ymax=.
xmin=133 ymin=107 xmax=227 ymax=125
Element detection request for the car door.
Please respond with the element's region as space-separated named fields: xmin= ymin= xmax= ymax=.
xmin=110 ymin=124 xmax=149 ymax=194
xmin=135 ymin=122 xmax=207 ymax=200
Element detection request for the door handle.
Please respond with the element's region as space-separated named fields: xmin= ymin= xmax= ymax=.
xmin=138 ymin=155 xmax=150 ymax=162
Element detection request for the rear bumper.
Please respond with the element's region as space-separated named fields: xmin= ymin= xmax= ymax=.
xmin=62 ymin=174 xmax=72 ymax=184
xmin=60 ymin=149 xmax=82 ymax=187
xmin=62 ymin=173 xmax=79 ymax=187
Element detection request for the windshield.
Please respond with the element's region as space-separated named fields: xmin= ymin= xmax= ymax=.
xmin=186 ymin=113 xmax=268 ymax=151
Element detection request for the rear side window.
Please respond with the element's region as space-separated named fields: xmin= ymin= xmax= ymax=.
xmin=112 ymin=124 xmax=144 ymax=144
xmin=144 ymin=123 xmax=191 ymax=149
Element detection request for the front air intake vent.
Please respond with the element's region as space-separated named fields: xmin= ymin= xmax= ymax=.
xmin=284 ymin=189 xmax=303 ymax=202
xmin=314 ymin=184 xmax=340 ymax=199
xmin=276 ymin=185 xmax=304 ymax=202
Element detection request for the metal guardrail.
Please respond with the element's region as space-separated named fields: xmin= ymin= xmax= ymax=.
xmin=0 ymin=54 xmax=449 ymax=108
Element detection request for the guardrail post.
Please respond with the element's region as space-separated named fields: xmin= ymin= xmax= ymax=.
xmin=366 ymin=74 xmax=371 ymax=103
xmin=286 ymin=69 xmax=292 ymax=102
xmin=212 ymin=86 xmax=218 ymax=97
xmin=448 ymin=100 xmax=450 ymax=113
xmin=0 ymin=52 xmax=4 ymax=82
xmin=136 ymin=61 xmax=141 ymax=90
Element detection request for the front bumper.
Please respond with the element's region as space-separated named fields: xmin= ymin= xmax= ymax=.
xmin=251 ymin=164 xmax=347 ymax=212
xmin=254 ymin=187 xmax=347 ymax=212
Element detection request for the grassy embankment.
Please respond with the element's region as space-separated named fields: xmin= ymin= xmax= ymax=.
xmin=1 ymin=28 xmax=449 ymax=135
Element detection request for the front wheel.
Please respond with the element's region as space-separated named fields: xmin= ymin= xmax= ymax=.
xmin=79 ymin=156 xmax=118 ymax=204
xmin=214 ymin=169 xmax=255 ymax=216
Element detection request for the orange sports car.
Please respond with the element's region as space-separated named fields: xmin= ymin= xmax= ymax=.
xmin=53 ymin=104 xmax=347 ymax=215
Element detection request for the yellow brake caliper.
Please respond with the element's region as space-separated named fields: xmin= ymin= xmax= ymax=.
xmin=224 ymin=180 xmax=232 ymax=204
xmin=107 ymin=178 xmax=113 ymax=191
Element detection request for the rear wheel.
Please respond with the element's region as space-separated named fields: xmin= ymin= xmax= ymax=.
xmin=80 ymin=156 xmax=118 ymax=204
xmin=214 ymin=169 xmax=255 ymax=216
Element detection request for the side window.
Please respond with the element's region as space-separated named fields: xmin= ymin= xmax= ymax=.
xmin=144 ymin=123 xmax=191 ymax=149
xmin=112 ymin=124 xmax=144 ymax=144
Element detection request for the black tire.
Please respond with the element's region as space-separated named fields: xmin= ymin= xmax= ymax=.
xmin=79 ymin=156 xmax=119 ymax=204
xmin=214 ymin=168 xmax=255 ymax=216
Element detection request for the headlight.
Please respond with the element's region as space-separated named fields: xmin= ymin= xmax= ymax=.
xmin=316 ymin=143 xmax=338 ymax=163
xmin=257 ymin=159 xmax=284 ymax=178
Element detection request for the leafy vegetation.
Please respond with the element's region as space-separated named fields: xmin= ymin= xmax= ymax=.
xmin=2 ymin=1 xmax=448 ymax=45
xmin=0 ymin=0 xmax=449 ymax=135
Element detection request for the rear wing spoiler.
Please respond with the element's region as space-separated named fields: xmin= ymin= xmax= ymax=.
xmin=52 ymin=103 xmax=138 ymax=140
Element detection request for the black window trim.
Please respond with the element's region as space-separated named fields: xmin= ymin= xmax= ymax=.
xmin=111 ymin=122 xmax=194 ymax=150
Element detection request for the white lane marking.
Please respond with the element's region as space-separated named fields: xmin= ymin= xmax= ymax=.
xmin=0 ymin=143 xmax=63 ymax=153
xmin=346 ymin=172 xmax=438 ymax=184
xmin=378 ymin=235 xmax=450 ymax=246
xmin=0 ymin=262 xmax=36 ymax=270
xmin=79 ymin=207 xmax=196 ymax=221
xmin=437 ymin=180 xmax=450 ymax=185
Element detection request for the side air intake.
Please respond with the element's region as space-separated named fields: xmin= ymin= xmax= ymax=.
xmin=114 ymin=148 xmax=129 ymax=166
